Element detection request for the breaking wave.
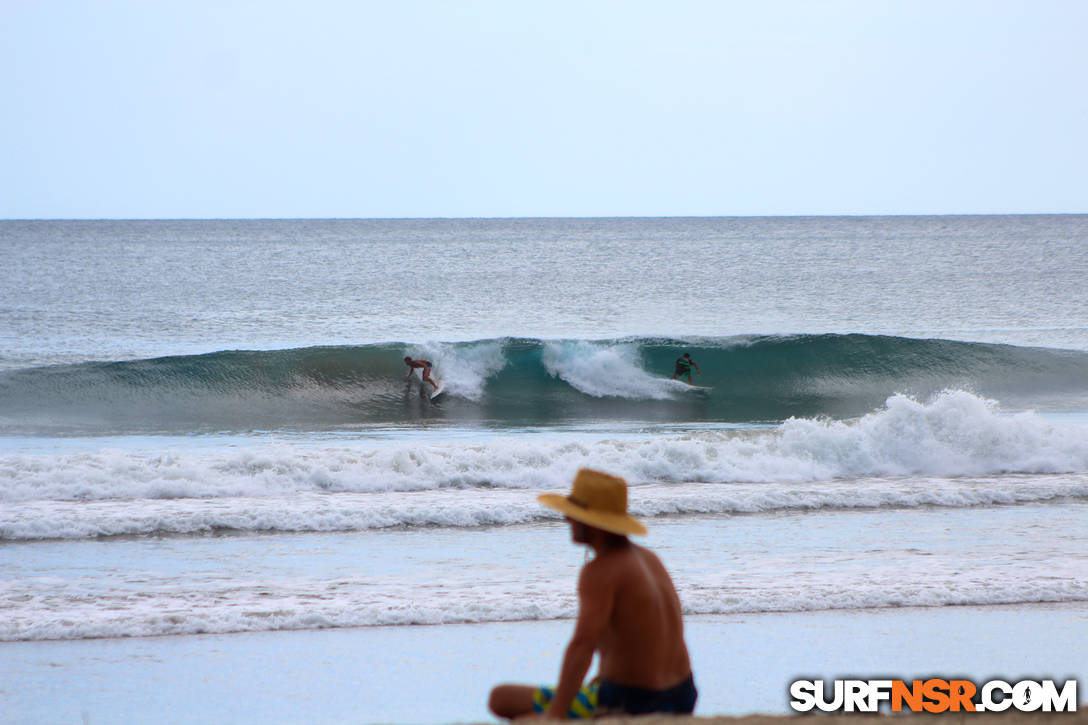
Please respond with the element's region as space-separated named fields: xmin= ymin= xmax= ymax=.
xmin=1 ymin=334 xmax=1086 ymax=434
xmin=3 ymin=390 xmax=1087 ymax=541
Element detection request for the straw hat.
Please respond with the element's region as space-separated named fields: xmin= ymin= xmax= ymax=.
xmin=538 ymin=468 xmax=647 ymax=536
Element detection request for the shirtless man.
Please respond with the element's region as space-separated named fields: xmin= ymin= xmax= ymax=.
xmin=488 ymin=469 xmax=697 ymax=719
xmin=672 ymin=352 xmax=701 ymax=383
xmin=403 ymin=356 xmax=438 ymax=391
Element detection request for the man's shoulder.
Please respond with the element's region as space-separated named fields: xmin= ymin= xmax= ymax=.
xmin=582 ymin=543 xmax=658 ymax=575
xmin=631 ymin=543 xmax=666 ymax=570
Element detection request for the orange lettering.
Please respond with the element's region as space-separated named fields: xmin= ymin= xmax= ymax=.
xmin=949 ymin=680 xmax=977 ymax=712
xmin=923 ymin=679 xmax=951 ymax=713
xmin=892 ymin=680 xmax=924 ymax=712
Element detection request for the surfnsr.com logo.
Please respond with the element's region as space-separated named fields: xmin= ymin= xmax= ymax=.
xmin=790 ymin=679 xmax=1079 ymax=713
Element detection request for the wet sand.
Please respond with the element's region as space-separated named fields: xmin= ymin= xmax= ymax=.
xmin=3 ymin=604 xmax=1085 ymax=724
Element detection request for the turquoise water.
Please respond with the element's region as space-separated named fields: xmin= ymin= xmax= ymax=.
xmin=3 ymin=335 xmax=1087 ymax=435
xmin=1 ymin=216 xmax=1086 ymax=722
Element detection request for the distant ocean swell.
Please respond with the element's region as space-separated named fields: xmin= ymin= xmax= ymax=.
xmin=2 ymin=335 xmax=1086 ymax=433
xmin=3 ymin=391 xmax=1087 ymax=540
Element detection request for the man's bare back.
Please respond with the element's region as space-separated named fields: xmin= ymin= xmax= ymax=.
xmin=585 ymin=540 xmax=691 ymax=690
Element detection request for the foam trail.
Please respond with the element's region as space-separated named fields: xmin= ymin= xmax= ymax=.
xmin=541 ymin=341 xmax=679 ymax=399
xmin=406 ymin=339 xmax=507 ymax=400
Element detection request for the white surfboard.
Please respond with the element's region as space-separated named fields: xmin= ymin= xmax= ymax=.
xmin=429 ymin=383 xmax=445 ymax=400
xmin=668 ymin=378 xmax=711 ymax=392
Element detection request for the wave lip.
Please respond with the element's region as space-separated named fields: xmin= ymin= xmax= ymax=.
xmin=2 ymin=334 xmax=1087 ymax=433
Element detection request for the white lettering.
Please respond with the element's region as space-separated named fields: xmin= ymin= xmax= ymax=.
xmin=981 ymin=680 xmax=1012 ymax=712
xmin=1041 ymin=680 xmax=1078 ymax=712
xmin=1013 ymin=681 xmax=1043 ymax=712
xmin=844 ymin=681 xmax=869 ymax=712
xmin=868 ymin=680 xmax=893 ymax=711
xmin=789 ymin=681 xmax=817 ymax=712
xmin=816 ymin=680 xmax=844 ymax=712
xmin=792 ymin=677 xmax=1076 ymax=714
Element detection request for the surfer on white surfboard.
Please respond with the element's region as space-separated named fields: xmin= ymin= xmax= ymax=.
xmin=672 ymin=353 xmax=701 ymax=384
xmin=404 ymin=356 xmax=441 ymax=395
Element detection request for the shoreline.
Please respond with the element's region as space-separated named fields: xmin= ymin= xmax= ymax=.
xmin=4 ymin=603 xmax=1085 ymax=724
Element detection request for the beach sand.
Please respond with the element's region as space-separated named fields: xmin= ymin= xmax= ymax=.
xmin=3 ymin=603 xmax=1085 ymax=724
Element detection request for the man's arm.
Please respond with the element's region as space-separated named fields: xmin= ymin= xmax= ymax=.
xmin=546 ymin=563 xmax=615 ymax=719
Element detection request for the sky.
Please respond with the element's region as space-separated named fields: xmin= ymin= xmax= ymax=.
xmin=2 ymin=0 xmax=1086 ymax=219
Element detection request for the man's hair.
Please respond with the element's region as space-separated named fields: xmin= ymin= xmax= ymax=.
xmin=602 ymin=530 xmax=629 ymax=547
xmin=575 ymin=519 xmax=631 ymax=547
xmin=405 ymin=356 xmax=412 ymax=362
xmin=683 ymin=353 xmax=691 ymax=359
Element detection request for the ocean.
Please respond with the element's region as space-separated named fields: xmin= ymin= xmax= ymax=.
xmin=1 ymin=216 xmax=1086 ymax=723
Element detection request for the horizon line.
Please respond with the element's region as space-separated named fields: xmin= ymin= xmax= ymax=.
xmin=2 ymin=211 xmax=1086 ymax=223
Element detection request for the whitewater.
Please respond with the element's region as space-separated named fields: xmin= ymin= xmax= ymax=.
xmin=3 ymin=390 xmax=1087 ymax=539
xmin=1 ymin=216 xmax=1086 ymax=662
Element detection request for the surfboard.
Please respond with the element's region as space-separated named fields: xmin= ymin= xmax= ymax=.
xmin=669 ymin=378 xmax=711 ymax=391
xmin=429 ymin=385 xmax=445 ymax=400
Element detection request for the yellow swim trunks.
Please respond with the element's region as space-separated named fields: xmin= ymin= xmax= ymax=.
xmin=532 ymin=681 xmax=599 ymax=719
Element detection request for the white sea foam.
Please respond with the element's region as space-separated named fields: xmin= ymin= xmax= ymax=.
xmin=11 ymin=571 xmax=1088 ymax=642
xmin=5 ymin=504 xmax=1087 ymax=641
xmin=3 ymin=474 xmax=1088 ymax=541
xmin=2 ymin=392 xmax=1085 ymax=513
xmin=407 ymin=339 xmax=507 ymax=400
xmin=541 ymin=341 xmax=681 ymax=399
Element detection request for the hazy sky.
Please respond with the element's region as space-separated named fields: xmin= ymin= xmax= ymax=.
xmin=2 ymin=1 xmax=1086 ymax=219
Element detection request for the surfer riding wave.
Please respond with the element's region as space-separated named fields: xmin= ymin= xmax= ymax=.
xmin=404 ymin=357 xmax=439 ymax=392
xmin=671 ymin=353 xmax=700 ymax=384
